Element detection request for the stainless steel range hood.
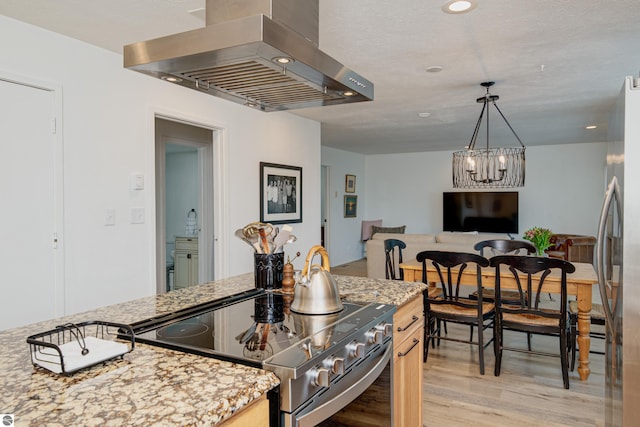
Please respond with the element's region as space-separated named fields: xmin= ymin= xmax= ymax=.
xmin=123 ymin=0 xmax=373 ymax=112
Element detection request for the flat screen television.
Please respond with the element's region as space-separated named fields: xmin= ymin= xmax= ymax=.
xmin=443 ymin=191 xmax=519 ymax=234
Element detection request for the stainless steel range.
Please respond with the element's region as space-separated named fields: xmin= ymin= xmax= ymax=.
xmin=129 ymin=289 xmax=396 ymax=426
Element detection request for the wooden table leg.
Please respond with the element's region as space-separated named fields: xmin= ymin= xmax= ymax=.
xmin=576 ymin=284 xmax=593 ymax=381
xmin=403 ymin=268 xmax=417 ymax=282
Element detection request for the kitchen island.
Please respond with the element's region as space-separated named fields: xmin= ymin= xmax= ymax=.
xmin=1 ymin=273 xmax=425 ymax=426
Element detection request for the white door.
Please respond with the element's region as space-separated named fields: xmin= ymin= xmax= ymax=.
xmin=0 ymin=77 xmax=61 ymax=330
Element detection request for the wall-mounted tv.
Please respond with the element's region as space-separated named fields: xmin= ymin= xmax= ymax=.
xmin=443 ymin=191 xmax=519 ymax=234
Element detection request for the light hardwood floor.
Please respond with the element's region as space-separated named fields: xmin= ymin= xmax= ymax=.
xmin=423 ymin=323 xmax=604 ymax=427
xmin=334 ymin=259 xmax=606 ymax=427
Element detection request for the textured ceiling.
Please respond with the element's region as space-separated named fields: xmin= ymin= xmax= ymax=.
xmin=2 ymin=0 xmax=638 ymax=154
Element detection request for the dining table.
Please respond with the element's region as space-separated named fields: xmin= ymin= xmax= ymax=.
xmin=400 ymin=259 xmax=599 ymax=381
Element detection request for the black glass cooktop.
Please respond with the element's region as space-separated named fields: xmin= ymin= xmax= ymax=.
xmin=133 ymin=290 xmax=366 ymax=368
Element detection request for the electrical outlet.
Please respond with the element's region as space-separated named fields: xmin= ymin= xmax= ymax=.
xmin=131 ymin=207 xmax=145 ymax=224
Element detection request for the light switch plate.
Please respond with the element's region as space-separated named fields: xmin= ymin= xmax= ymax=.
xmin=131 ymin=207 xmax=145 ymax=224
xmin=130 ymin=173 xmax=144 ymax=191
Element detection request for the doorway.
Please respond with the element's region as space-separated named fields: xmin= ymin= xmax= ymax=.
xmin=155 ymin=117 xmax=216 ymax=294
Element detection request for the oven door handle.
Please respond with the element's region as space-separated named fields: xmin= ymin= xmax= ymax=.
xmin=294 ymin=344 xmax=392 ymax=427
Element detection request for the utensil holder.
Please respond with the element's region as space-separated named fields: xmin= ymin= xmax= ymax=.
xmin=254 ymin=252 xmax=284 ymax=289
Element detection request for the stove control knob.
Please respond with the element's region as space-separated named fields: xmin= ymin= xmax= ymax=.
xmin=347 ymin=341 xmax=365 ymax=359
xmin=324 ymin=357 xmax=345 ymax=375
xmin=376 ymin=322 xmax=393 ymax=337
xmin=311 ymin=367 xmax=330 ymax=387
xmin=366 ymin=329 xmax=383 ymax=345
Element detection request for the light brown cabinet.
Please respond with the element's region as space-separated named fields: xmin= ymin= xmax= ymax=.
xmin=393 ymin=293 xmax=424 ymax=427
xmin=174 ymin=236 xmax=198 ymax=289
xmin=219 ymin=395 xmax=269 ymax=426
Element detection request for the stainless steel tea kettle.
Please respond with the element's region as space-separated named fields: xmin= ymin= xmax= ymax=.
xmin=290 ymin=245 xmax=344 ymax=315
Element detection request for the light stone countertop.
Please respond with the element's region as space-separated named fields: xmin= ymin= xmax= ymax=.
xmin=1 ymin=273 xmax=425 ymax=426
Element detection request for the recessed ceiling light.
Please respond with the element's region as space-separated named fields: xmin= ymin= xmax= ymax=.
xmin=426 ymin=66 xmax=444 ymax=73
xmin=418 ymin=112 xmax=432 ymax=118
xmin=442 ymin=0 xmax=478 ymax=14
xmin=585 ymin=125 xmax=597 ymax=130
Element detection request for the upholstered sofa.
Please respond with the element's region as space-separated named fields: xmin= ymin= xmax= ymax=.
xmin=366 ymin=231 xmax=511 ymax=279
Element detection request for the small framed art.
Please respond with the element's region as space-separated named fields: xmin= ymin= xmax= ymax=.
xmin=345 ymin=174 xmax=356 ymax=193
xmin=344 ymin=195 xmax=358 ymax=218
xmin=260 ymin=162 xmax=302 ymax=224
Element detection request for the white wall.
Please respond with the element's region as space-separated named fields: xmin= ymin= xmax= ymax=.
xmin=320 ymin=143 xmax=608 ymax=265
xmin=1 ymin=16 xmax=320 ymax=316
xmin=364 ymin=142 xmax=608 ymax=239
xmin=321 ymin=146 xmax=366 ymax=264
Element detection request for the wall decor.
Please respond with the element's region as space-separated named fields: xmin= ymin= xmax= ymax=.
xmin=344 ymin=195 xmax=358 ymax=218
xmin=260 ymin=162 xmax=302 ymax=224
xmin=345 ymin=174 xmax=356 ymax=193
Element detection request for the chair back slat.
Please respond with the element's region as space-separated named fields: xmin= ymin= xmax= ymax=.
xmin=384 ymin=239 xmax=406 ymax=280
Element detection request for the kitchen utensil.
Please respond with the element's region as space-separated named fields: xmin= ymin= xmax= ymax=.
xmin=291 ymin=245 xmax=344 ymax=315
xmin=260 ymin=324 xmax=270 ymax=350
xmin=235 ymin=228 xmax=256 ymax=250
xmin=273 ymin=229 xmax=291 ymax=253
xmin=237 ymin=322 xmax=257 ymax=344
xmin=258 ymin=227 xmax=271 ymax=253
xmin=243 ymin=222 xmax=273 ymax=240
xmin=285 ymin=235 xmax=297 ymax=245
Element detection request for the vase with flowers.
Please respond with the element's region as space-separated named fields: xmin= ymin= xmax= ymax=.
xmin=523 ymin=226 xmax=553 ymax=256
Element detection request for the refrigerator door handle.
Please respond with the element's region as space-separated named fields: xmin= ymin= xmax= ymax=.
xmin=595 ymin=176 xmax=622 ymax=336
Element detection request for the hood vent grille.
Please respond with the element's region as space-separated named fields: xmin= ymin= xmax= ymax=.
xmin=183 ymin=60 xmax=340 ymax=108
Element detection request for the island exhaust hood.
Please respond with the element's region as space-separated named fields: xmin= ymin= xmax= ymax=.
xmin=123 ymin=0 xmax=373 ymax=112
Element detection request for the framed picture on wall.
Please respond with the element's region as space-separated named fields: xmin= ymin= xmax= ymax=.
xmin=345 ymin=174 xmax=356 ymax=193
xmin=260 ymin=162 xmax=302 ymax=224
xmin=344 ymin=195 xmax=358 ymax=218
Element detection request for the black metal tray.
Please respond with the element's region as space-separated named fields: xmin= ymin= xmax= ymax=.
xmin=27 ymin=321 xmax=134 ymax=375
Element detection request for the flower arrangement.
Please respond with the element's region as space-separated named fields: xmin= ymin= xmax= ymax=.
xmin=523 ymin=226 xmax=553 ymax=256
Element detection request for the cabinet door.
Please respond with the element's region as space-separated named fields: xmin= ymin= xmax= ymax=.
xmin=189 ymin=253 xmax=199 ymax=286
xmin=393 ymin=326 xmax=424 ymax=427
xmin=174 ymin=252 xmax=190 ymax=289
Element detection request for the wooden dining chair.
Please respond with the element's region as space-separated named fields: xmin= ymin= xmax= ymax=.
xmin=470 ymin=239 xmax=536 ymax=304
xmin=490 ymin=255 xmax=575 ymax=389
xmin=416 ymin=250 xmax=493 ymax=374
xmin=468 ymin=240 xmax=537 ymax=348
xmin=384 ymin=239 xmax=406 ymax=280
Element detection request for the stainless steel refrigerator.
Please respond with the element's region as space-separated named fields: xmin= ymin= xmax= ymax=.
xmin=600 ymin=75 xmax=640 ymax=426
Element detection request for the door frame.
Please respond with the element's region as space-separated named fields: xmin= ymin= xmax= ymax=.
xmin=0 ymin=70 xmax=65 ymax=317
xmin=150 ymin=109 xmax=228 ymax=294
xmin=321 ymin=165 xmax=332 ymax=255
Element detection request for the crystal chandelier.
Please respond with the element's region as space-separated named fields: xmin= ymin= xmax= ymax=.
xmin=452 ymin=82 xmax=526 ymax=188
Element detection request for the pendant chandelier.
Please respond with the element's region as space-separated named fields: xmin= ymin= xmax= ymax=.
xmin=452 ymin=82 xmax=526 ymax=188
